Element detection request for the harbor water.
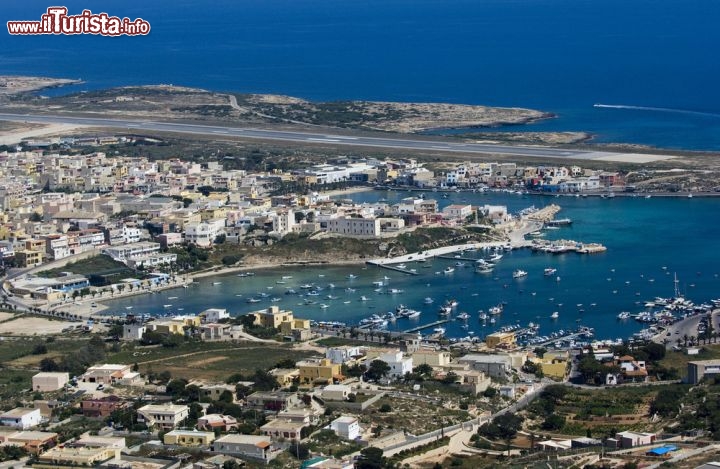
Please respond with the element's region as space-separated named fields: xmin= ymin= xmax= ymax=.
xmin=102 ymin=191 xmax=720 ymax=342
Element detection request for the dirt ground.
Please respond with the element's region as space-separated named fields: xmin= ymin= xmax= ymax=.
xmin=0 ymin=122 xmax=86 ymax=145
xmin=0 ymin=316 xmax=74 ymax=335
xmin=0 ymin=312 xmax=15 ymax=322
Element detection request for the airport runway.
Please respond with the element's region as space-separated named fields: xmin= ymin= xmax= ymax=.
xmin=0 ymin=112 xmax=675 ymax=163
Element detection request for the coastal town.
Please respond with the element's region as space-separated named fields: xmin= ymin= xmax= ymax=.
xmin=0 ymin=119 xmax=719 ymax=469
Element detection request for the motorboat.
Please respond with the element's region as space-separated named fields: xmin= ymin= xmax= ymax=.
xmin=424 ymin=297 xmax=434 ymax=304
xmin=513 ymin=269 xmax=528 ymax=278
xmin=444 ymin=267 xmax=455 ymax=274
xmin=550 ymin=311 xmax=559 ymax=319
xmin=544 ymin=268 xmax=557 ymax=276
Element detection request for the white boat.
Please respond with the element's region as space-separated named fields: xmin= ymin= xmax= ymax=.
xmin=372 ymin=281 xmax=385 ymax=287
xmin=617 ymin=311 xmax=631 ymax=320
xmin=444 ymin=267 xmax=455 ymax=274
xmin=479 ymin=313 xmax=488 ymax=321
xmin=512 ymin=269 xmax=528 ymax=278
xmin=455 ymin=262 xmax=466 ymax=267
xmin=397 ymin=264 xmax=407 ymax=269
xmin=212 ymin=281 xmax=222 ymax=285
xmin=347 ymin=274 xmax=358 ymax=279
xmin=388 ymin=288 xmax=404 ymax=294
xmin=433 ymin=327 xmax=446 ymax=335
xmin=544 ymin=268 xmax=557 ymax=276
xmin=282 ymin=275 xmax=293 ymax=279
xmin=406 ymin=310 xmax=421 ymax=319
xmin=271 ymin=297 xmax=281 ymax=302
xmin=438 ymin=305 xmax=452 ymax=316
xmin=489 ymin=317 xmax=496 ymax=324
xmin=163 ymin=304 xmax=172 ymax=308
xmin=424 ymin=297 xmax=434 ymax=304
xmin=489 ymin=304 xmax=503 ymax=315
xmin=457 ymin=312 xmax=470 ymax=320
xmin=550 ymin=311 xmax=559 ymax=319
xmin=320 ymin=304 xmax=329 ymax=309
xmin=246 ymin=298 xmax=261 ymax=303
xmin=489 ymin=253 xmax=503 ymax=261
xmin=359 ymin=296 xmax=369 ymax=301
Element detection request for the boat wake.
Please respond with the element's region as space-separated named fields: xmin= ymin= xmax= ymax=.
xmin=593 ymin=103 xmax=720 ymax=118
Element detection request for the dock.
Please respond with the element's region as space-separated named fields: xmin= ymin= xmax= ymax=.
xmin=435 ymin=254 xmax=478 ymax=261
xmin=524 ymin=204 xmax=561 ymax=222
xmin=366 ymin=261 xmax=419 ymax=275
xmin=404 ymin=319 xmax=450 ymax=333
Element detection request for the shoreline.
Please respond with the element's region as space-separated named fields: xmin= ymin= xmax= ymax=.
xmin=373 ymin=185 xmax=720 ymax=198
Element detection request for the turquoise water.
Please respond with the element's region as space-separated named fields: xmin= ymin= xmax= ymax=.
xmin=2 ymin=0 xmax=720 ymax=149
xmin=102 ymin=192 xmax=720 ymax=341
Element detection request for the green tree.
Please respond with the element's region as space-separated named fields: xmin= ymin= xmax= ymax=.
xmin=366 ymin=360 xmax=391 ymax=381
xmin=356 ymin=447 xmax=384 ymax=469
xmin=541 ymin=414 xmax=565 ymax=431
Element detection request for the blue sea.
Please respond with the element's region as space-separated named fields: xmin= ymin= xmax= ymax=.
xmin=101 ymin=192 xmax=720 ymax=342
xmin=2 ymin=0 xmax=720 ymax=149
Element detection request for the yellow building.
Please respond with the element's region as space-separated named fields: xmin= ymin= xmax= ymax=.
xmin=279 ymin=318 xmax=310 ymax=335
xmin=16 ymin=250 xmax=43 ymax=267
xmin=297 ymin=358 xmax=342 ymax=385
xmin=270 ymin=368 xmax=300 ymax=387
xmin=485 ymin=331 xmax=516 ymax=349
xmin=200 ymin=207 xmax=229 ymax=222
xmin=412 ymin=350 xmax=452 ymax=368
xmin=152 ymin=316 xmax=199 ymax=335
xmin=25 ymin=239 xmax=46 ymax=251
xmin=252 ymin=306 xmax=294 ymax=329
xmin=36 ymin=446 xmax=119 ymax=468
xmin=534 ymin=351 xmax=570 ymax=380
xmin=163 ymin=430 xmax=215 ymax=446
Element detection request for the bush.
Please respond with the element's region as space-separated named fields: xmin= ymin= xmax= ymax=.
xmin=379 ymin=403 xmax=392 ymax=413
xmin=221 ymin=254 xmax=242 ymax=266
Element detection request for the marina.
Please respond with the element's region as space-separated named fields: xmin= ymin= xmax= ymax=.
xmin=100 ymin=191 xmax=720 ymax=345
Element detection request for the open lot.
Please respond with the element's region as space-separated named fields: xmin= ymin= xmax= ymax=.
xmin=111 ymin=343 xmax=319 ymax=382
xmin=0 ymin=316 xmax=75 ymax=335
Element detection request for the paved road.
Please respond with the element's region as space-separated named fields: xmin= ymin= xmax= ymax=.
xmin=0 ymin=112 xmax=641 ymax=161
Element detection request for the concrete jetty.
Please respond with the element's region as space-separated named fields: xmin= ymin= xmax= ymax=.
xmin=365 ymin=262 xmax=420 ymax=275
xmin=404 ymin=319 xmax=450 ymax=333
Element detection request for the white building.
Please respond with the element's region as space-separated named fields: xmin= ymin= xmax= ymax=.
xmin=121 ymin=323 xmax=146 ymax=341
xmin=0 ymin=408 xmax=42 ymax=429
xmin=272 ymin=209 xmax=296 ymax=235
xmin=326 ymin=217 xmax=380 ymax=237
xmin=103 ymin=242 xmax=176 ymax=268
xmin=330 ymin=416 xmax=360 ymax=440
xmin=81 ymin=364 xmax=133 ymax=385
xmin=212 ymin=434 xmax=277 ymax=462
xmin=479 ymin=204 xmax=509 ymax=224
xmin=321 ymin=384 xmax=351 ymax=402
xmin=201 ymin=308 xmax=230 ymax=323
xmin=442 ymin=204 xmax=473 ymax=219
xmin=325 ymin=346 xmax=362 ymax=365
xmin=32 ymin=372 xmax=69 ymax=392
xmin=122 ymin=225 xmax=142 ymax=244
xmin=137 ymin=404 xmax=189 ymax=430
xmin=377 ymin=351 xmax=413 ymax=379
xmin=185 ymin=220 xmax=225 ymax=248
